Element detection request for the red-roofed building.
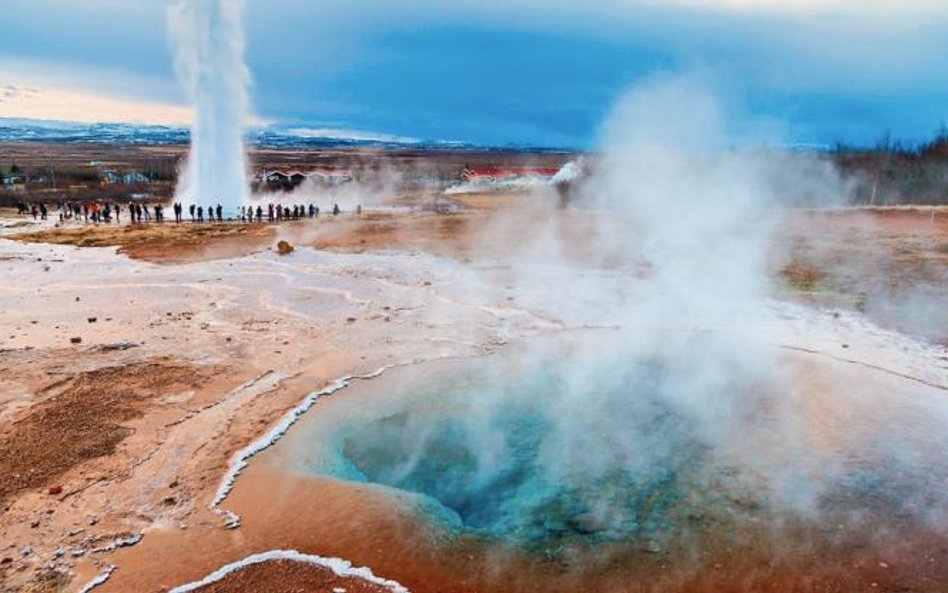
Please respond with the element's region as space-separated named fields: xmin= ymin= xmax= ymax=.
xmin=461 ymin=166 xmax=561 ymax=183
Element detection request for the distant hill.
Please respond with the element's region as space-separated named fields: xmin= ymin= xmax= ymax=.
xmin=0 ymin=118 xmax=572 ymax=153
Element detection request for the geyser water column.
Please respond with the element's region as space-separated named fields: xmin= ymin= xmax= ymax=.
xmin=169 ymin=0 xmax=250 ymax=214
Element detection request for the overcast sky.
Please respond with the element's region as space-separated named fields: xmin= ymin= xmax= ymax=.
xmin=1 ymin=0 xmax=946 ymax=147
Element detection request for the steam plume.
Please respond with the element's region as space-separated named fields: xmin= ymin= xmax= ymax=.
xmin=315 ymin=75 xmax=947 ymax=550
xmin=169 ymin=0 xmax=250 ymax=214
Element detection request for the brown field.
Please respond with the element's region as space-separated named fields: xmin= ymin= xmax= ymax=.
xmin=0 ymin=360 xmax=208 ymax=506
xmin=185 ymin=559 xmax=397 ymax=593
xmin=11 ymin=221 xmax=276 ymax=263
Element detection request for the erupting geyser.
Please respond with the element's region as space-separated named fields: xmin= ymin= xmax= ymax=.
xmin=169 ymin=0 xmax=250 ymax=214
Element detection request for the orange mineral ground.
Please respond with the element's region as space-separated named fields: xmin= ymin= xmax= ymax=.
xmin=0 ymin=204 xmax=946 ymax=593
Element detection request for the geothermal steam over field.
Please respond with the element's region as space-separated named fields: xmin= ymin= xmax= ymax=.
xmin=263 ymin=80 xmax=948 ymax=587
xmin=169 ymin=0 xmax=250 ymax=213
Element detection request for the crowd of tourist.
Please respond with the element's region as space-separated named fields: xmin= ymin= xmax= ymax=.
xmin=13 ymin=200 xmax=358 ymax=225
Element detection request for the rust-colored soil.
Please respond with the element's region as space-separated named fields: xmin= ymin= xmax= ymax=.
xmin=11 ymin=222 xmax=275 ymax=263
xmin=307 ymin=211 xmax=483 ymax=256
xmin=0 ymin=359 xmax=206 ymax=506
xmin=189 ymin=559 xmax=397 ymax=593
xmin=777 ymin=208 xmax=948 ymax=342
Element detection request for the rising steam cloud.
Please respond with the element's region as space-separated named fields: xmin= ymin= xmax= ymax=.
xmin=169 ymin=0 xmax=250 ymax=213
xmin=302 ymin=75 xmax=947 ymax=557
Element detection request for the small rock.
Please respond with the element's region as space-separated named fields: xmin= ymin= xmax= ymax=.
xmin=87 ymin=317 xmax=97 ymax=323
xmin=29 ymin=520 xmax=39 ymax=529
xmin=19 ymin=547 xmax=32 ymax=557
xmin=87 ymin=516 xmax=98 ymax=526
xmin=54 ymin=547 xmax=64 ymax=558
xmin=69 ymin=337 xmax=81 ymax=345
xmin=162 ymin=496 xmax=177 ymax=506
xmin=276 ymin=240 xmax=294 ymax=255
xmin=346 ymin=317 xmax=357 ymax=323
xmin=0 ymin=557 xmax=11 ymax=564
xmin=169 ymin=480 xmax=179 ymax=489
xmin=47 ymin=486 xmax=63 ymax=495
xmin=75 ymin=297 xmax=80 ymax=302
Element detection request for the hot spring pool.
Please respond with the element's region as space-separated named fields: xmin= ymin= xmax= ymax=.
xmin=274 ymin=333 xmax=948 ymax=555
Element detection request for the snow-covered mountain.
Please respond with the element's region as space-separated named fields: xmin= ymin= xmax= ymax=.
xmin=0 ymin=118 xmax=570 ymax=152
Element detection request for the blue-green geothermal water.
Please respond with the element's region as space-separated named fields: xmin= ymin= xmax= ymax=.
xmin=277 ymin=333 xmax=948 ymax=554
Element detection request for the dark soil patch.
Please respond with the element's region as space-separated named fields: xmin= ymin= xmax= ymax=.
xmin=0 ymin=359 xmax=206 ymax=506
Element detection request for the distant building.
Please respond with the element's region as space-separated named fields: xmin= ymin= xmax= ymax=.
xmin=461 ymin=166 xmax=561 ymax=183
xmin=100 ymin=170 xmax=150 ymax=185
xmin=122 ymin=172 xmax=150 ymax=184
xmin=260 ymin=168 xmax=352 ymax=185
xmin=2 ymin=176 xmax=26 ymax=190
